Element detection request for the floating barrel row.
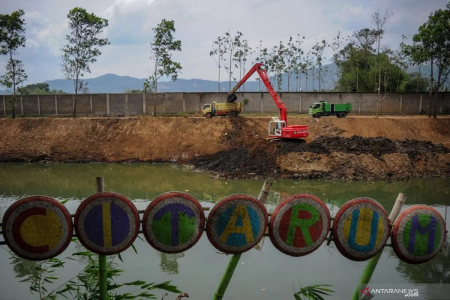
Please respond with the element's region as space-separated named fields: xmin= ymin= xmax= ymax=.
xmin=1 ymin=192 xmax=446 ymax=265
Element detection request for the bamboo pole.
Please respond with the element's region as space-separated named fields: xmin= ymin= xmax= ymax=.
xmin=212 ymin=180 xmax=272 ymax=300
xmin=351 ymin=193 xmax=406 ymax=300
xmin=96 ymin=177 xmax=108 ymax=300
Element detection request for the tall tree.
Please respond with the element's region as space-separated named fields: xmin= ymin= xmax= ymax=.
xmin=147 ymin=19 xmax=182 ymax=116
xmin=210 ymin=36 xmax=225 ymax=92
xmin=329 ymin=31 xmax=346 ymax=91
xmin=0 ymin=9 xmax=27 ymax=119
xmin=371 ymin=9 xmax=392 ymax=115
xmin=303 ymin=52 xmax=313 ymax=91
xmin=402 ymin=2 xmax=450 ymax=118
xmin=240 ymin=39 xmax=252 ymax=92
xmin=233 ymin=37 xmax=251 ymax=91
xmin=61 ymin=7 xmax=109 ymax=118
xmin=284 ymin=37 xmax=297 ymax=92
xmin=294 ymin=35 xmax=305 ymax=92
xmin=256 ymin=46 xmax=270 ymax=91
xmin=223 ymin=31 xmax=242 ymax=90
xmin=311 ymin=40 xmax=327 ymax=91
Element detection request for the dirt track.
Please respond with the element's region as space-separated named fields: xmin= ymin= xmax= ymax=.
xmin=0 ymin=115 xmax=449 ymax=180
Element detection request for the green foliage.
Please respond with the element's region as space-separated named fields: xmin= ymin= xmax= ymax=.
xmin=18 ymin=83 xmax=65 ymax=95
xmin=0 ymin=9 xmax=27 ymax=119
xmin=210 ymin=36 xmax=226 ymax=92
xmin=404 ymin=72 xmax=430 ymax=92
xmin=311 ymin=40 xmax=328 ymax=91
xmin=8 ymin=244 xmax=182 ymax=300
xmin=143 ymin=75 xmax=156 ymax=94
xmin=0 ymin=9 xmax=26 ymax=55
xmin=61 ymin=7 xmax=109 ymax=117
xmin=125 ymin=88 xmax=143 ymax=93
xmin=402 ymin=1 xmax=450 ymax=117
xmin=243 ymin=98 xmax=249 ymax=105
xmin=293 ymin=284 xmax=334 ymax=300
xmin=150 ymin=19 xmax=182 ymax=91
xmin=223 ymin=31 xmax=242 ymax=88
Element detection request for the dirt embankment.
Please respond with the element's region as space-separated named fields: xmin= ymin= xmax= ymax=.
xmin=0 ymin=116 xmax=449 ymax=180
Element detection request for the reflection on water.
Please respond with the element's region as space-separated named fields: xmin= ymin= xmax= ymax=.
xmin=159 ymin=253 xmax=185 ymax=275
xmin=396 ymin=242 xmax=450 ymax=283
xmin=1 ymin=163 xmax=450 ymax=300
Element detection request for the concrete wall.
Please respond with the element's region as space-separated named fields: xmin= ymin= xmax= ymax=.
xmin=1 ymin=92 xmax=449 ymax=117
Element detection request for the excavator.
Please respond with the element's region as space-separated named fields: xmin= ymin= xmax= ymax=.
xmin=227 ymin=63 xmax=309 ymax=139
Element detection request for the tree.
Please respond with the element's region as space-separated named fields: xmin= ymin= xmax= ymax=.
xmin=148 ymin=19 xmax=182 ymax=116
xmin=329 ymin=31 xmax=346 ymax=91
xmin=303 ymin=52 xmax=313 ymax=91
xmin=371 ymin=9 xmax=392 ymax=115
xmin=402 ymin=2 xmax=450 ymax=118
xmin=294 ymin=35 xmax=305 ymax=92
xmin=233 ymin=37 xmax=251 ymax=92
xmin=223 ymin=31 xmax=242 ymax=90
xmin=61 ymin=7 xmax=109 ymax=118
xmin=311 ymin=40 xmax=327 ymax=91
xmin=17 ymin=82 xmax=65 ymax=94
xmin=210 ymin=36 xmax=225 ymax=92
xmin=256 ymin=45 xmax=270 ymax=91
xmin=269 ymin=42 xmax=286 ymax=91
xmin=351 ymin=28 xmax=377 ymax=92
xmin=404 ymin=72 xmax=429 ymax=92
xmin=0 ymin=9 xmax=27 ymax=119
xmin=283 ymin=37 xmax=297 ymax=92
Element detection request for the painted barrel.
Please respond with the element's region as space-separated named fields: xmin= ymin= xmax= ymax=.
xmin=392 ymin=205 xmax=446 ymax=264
xmin=142 ymin=192 xmax=205 ymax=253
xmin=332 ymin=198 xmax=390 ymax=261
xmin=269 ymin=193 xmax=331 ymax=257
xmin=206 ymin=194 xmax=268 ymax=254
xmin=2 ymin=196 xmax=72 ymax=260
xmin=74 ymin=193 xmax=140 ymax=255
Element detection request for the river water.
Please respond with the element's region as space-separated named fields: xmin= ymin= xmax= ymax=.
xmin=0 ymin=163 xmax=449 ymax=299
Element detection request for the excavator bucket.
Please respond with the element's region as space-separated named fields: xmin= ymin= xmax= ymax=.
xmin=227 ymin=93 xmax=237 ymax=103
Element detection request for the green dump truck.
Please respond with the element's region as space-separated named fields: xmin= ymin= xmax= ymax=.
xmin=309 ymin=101 xmax=352 ymax=118
xmin=201 ymin=102 xmax=241 ymax=118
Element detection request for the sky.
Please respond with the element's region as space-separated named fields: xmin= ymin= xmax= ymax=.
xmin=0 ymin=0 xmax=448 ymax=84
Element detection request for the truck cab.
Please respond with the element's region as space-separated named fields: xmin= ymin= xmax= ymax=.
xmin=201 ymin=104 xmax=212 ymax=117
xmin=309 ymin=101 xmax=352 ymax=118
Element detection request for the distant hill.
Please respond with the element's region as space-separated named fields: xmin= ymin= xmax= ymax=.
xmin=0 ymin=63 xmax=441 ymax=95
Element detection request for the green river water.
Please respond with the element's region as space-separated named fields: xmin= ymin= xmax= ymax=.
xmin=0 ymin=163 xmax=449 ymax=299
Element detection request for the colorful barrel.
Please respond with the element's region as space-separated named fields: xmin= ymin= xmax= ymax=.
xmin=206 ymin=194 xmax=267 ymax=254
xmin=74 ymin=193 xmax=140 ymax=255
xmin=143 ymin=192 xmax=205 ymax=253
xmin=2 ymin=196 xmax=72 ymax=261
xmin=332 ymin=198 xmax=390 ymax=261
xmin=270 ymin=194 xmax=331 ymax=257
xmin=392 ymin=205 xmax=446 ymax=264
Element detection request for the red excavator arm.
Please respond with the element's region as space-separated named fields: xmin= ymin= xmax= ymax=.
xmin=227 ymin=63 xmax=308 ymax=139
xmin=227 ymin=63 xmax=288 ymax=124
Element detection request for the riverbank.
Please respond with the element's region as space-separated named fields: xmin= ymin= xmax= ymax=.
xmin=0 ymin=116 xmax=449 ymax=180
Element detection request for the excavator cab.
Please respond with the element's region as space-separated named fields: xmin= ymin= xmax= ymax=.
xmin=268 ymin=117 xmax=286 ymax=137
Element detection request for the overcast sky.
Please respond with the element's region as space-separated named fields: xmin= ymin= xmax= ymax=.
xmin=0 ymin=0 xmax=448 ymax=84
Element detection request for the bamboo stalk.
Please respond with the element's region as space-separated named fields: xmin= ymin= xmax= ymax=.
xmin=351 ymin=193 xmax=406 ymax=300
xmin=96 ymin=177 xmax=108 ymax=300
xmin=212 ymin=181 xmax=272 ymax=300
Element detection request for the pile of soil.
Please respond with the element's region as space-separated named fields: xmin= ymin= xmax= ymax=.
xmin=1 ymin=116 xmax=449 ymax=180
xmin=278 ymin=136 xmax=449 ymax=159
xmin=192 ymin=118 xmax=450 ymax=180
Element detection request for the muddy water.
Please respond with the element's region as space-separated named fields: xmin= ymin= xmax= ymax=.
xmin=0 ymin=163 xmax=449 ymax=300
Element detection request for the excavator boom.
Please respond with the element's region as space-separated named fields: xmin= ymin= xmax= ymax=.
xmin=227 ymin=63 xmax=287 ymax=124
xmin=227 ymin=63 xmax=308 ymax=139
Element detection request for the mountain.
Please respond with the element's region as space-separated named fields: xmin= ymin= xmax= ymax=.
xmin=0 ymin=63 xmax=441 ymax=95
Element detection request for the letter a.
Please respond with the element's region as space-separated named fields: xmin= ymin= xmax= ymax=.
xmin=220 ymin=205 xmax=254 ymax=244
